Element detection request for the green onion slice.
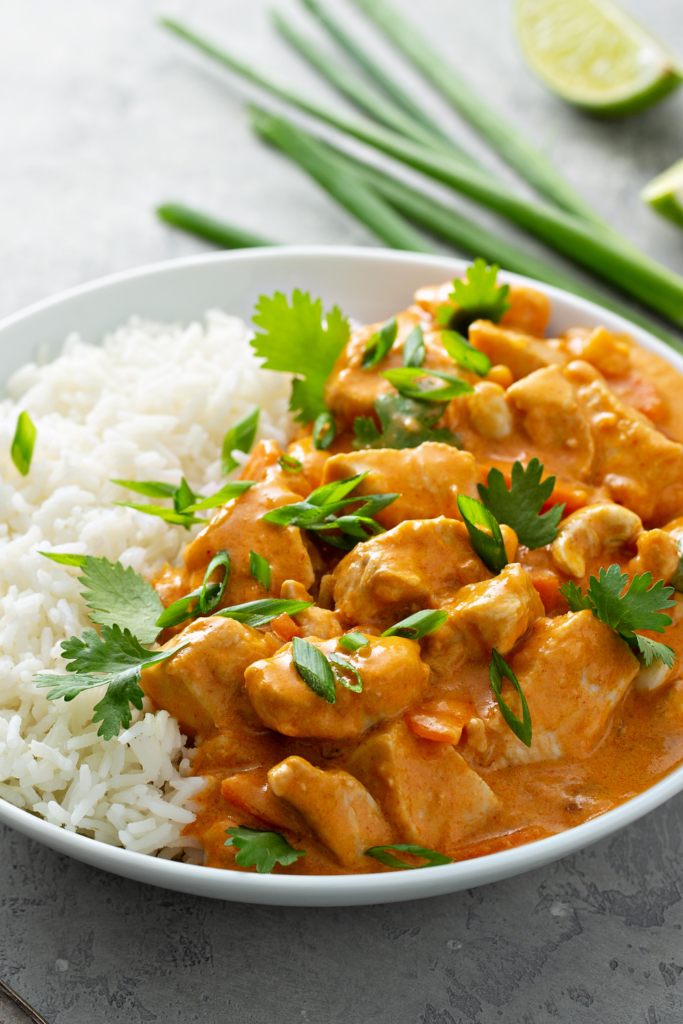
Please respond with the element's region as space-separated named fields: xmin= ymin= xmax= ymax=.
xmin=182 ymin=480 xmax=255 ymax=512
xmin=313 ymin=411 xmax=337 ymax=450
xmin=217 ymin=598 xmax=313 ymax=628
xmin=11 ymin=411 xmax=37 ymax=476
xmin=198 ymin=550 xmax=230 ymax=614
xmin=382 ymin=367 xmax=474 ymax=403
xmin=249 ymin=550 xmax=271 ymax=590
xmin=361 ymin=316 xmax=398 ymax=370
xmin=457 ymin=494 xmax=508 ymax=574
xmin=328 ymin=652 xmax=363 ymax=692
xmin=441 ymin=329 xmax=491 ymax=376
xmin=365 ymin=844 xmax=453 ymax=869
xmin=381 ymin=609 xmax=447 ymax=639
xmin=402 ymin=325 xmax=426 ymax=367
xmin=40 ymin=552 xmax=87 ymax=567
xmin=338 ymin=632 xmax=370 ymax=652
xmin=222 ymin=406 xmax=260 ymax=475
xmin=489 ymin=648 xmax=532 ymax=748
xmin=278 ymin=453 xmax=303 ymax=473
xmin=292 ymin=636 xmax=336 ymax=703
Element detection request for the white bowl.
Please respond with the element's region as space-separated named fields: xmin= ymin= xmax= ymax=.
xmin=2 ymin=245 xmax=682 ymax=907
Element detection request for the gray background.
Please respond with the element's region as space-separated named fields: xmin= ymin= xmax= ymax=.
xmin=1 ymin=0 xmax=683 ymax=1021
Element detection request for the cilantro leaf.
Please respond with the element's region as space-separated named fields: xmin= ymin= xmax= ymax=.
xmin=251 ymin=290 xmax=350 ymax=423
xmin=78 ymin=556 xmax=164 ymax=645
xmin=222 ymin=406 xmax=259 ymax=475
xmin=559 ymin=565 xmax=677 ymax=667
xmin=353 ymin=393 xmax=462 ymax=451
xmin=478 ymin=459 xmax=564 ymax=549
xmin=437 ymin=259 xmax=511 ymax=333
xmin=224 ymin=826 xmax=306 ymax=873
xmin=34 ymin=625 xmax=185 ymax=740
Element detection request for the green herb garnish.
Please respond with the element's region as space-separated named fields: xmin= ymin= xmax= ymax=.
xmin=353 ymin=393 xmax=463 ymax=451
xmin=40 ymin=552 xmax=87 ymax=567
xmin=249 ymin=550 xmax=271 ymax=591
xmin=224 ymin=826 xmax=306 ymax=873
xmin=457 ymin=494 xmax=508 ymax=574
xmin=441 ymin=329 xmax=491 ymax=376
xmin=312 ymin=410 xmax=336 ymax=450
xmin=381 ymin=609 xmax=448 ymax=639
xmin=278 ymin=453 xmax=303 ymax=473
xmin=365 ymin=844 xmax=453 ymax=869
xmin=155 ymin=551 xmax=231 ymax=629
xmin=381 ymin=366 xmax=474 ymax=403
xmin=328 ymin=652 xmax=363 ymax=692
xmin=436 ymin=259 xmax=511 ymax=332
xmin=113 ymin=478 xmax=254 ymax=527
xmin=402 ymin=325 xmax=426 ymax=367
xmin=478 ymin=459 xmax=564 ymax=550
xmin=35 ymin=626 xmax=187 ymax=740
xmin=11 ymin=411 xmax=36 ymax=476
xmin=215 ymin=598 xmax=313 ymax=628
xmin=292 ymin=636 xmax=336 ymax=703
xmin=338 ymin=631 xmax=370 ymax=652
xmin=561 ymin=565 xmax=677 ymax=667
xmin=361 ymin=316 xmax=397 ymax=370
xmin=222 ymin=406 xmax=259 ymax=475
xmin=182 ymin=480 xmax=255 ymax=512
xmin=489 ymin=647 xmax=532 ymax=747
xmin=251 ymin=289 xmax=350 ymax=423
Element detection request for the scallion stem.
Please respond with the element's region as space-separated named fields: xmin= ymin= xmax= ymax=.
xmin=157 ymin=203 xmax=273 ymax=248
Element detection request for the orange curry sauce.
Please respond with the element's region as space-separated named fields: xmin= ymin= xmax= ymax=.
xmin=143 ymin=279 xmax=683 ymax=875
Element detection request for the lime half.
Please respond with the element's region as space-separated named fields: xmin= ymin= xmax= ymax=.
xmin=515 ymin=0 xmax=683 ymax=118
xmin=642 ymin=159 xmax=683 ymax=229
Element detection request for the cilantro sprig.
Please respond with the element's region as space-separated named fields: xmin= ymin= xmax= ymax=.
xmin=561 ymin=565 xmax=677 ymax=667
xmin=224 ymin=826 xmax=306 ymax=873
xmin=35 ymin=626 xmax=187 ymax=740
xmin=353 ymin=393 xmax=463 ymax=451
xmin=436 ymin=259 xmax=511 ymax=333
xmin=251 ymin=289 xmax=349 ymax=423
xmin=478 ymin=459 xmax=564 ymax=550
xmin=40 ymin=553 xmax=164 ymax=644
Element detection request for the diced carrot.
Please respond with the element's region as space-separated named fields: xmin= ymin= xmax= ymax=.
xmin=269 ymin=613 xmax=302 ymax=642
xmin=406 ymin=714 xmax=463 ymax=744
xmin=540 ymin=480 xmax=588 ymax=516
xmin=528 ymin=569 xmax=562 ymax=615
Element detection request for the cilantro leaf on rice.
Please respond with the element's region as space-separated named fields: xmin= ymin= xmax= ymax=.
xmin=251 ymin=290 xmax=350 ymax=423
xmin=35 ymin=625 xmax=187 ymax=740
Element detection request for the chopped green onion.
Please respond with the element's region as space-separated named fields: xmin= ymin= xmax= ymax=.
xmin=249 ymin=550 xmax=271 ymax=591
xmin=441 ymin=330 xmax=491 ymax=376
xmin=157 ymin=204 xmax=274 ymax=249
xmin=114 ymin=502 xmax=204 ymax=529
xmin=338 ymin=631 xmax=370 ymax=652
xmin=40 ymin=552 xmax=87 ymax=567
xmin=365 ymin=843 xmax=453 ymax=869
xmin=222 ymin=406 xmax=260 ymax=475
xmin=489 ymin=648 xmax=532 ymax=748
xmin=307 ymin=472 xmax=369 ymax=506
xmin=216 ymin=598 xmax=312 ymax=628
xmin=312 ymin=411 xmax=337 ymax=450
xmin=402 ymin=325 xmax=426 ymax=367
xmin=156 ymin=550 xmax=230 ymax=628
xmin=174 ymin=477 xmax=196 ymax=512
xmin=382 ymin=366 xmax=474 ymax=402
xmin=381 ymin=609 xmax=448 ymax=639
xmin=110 ymin=479 xmax=179 ymax=499
xmin=361 ymin=316 xmax=399 ymax=370
xmin=328 ymin=652 xmax=363 ymax=692
xmin=11 ymin=411 xmax=36 ymax=476
xmin=182 ymin=480 xmax=254 ymax=512
xmin=457 ymin=494 xmax=508 ymax=574
xmin=292 ymin=636 xmax=336 ymax=703
xmin=198 ymin=551 xmax=230 ymax=614
xmin=278 ymin=453 xmax=303 ymax=473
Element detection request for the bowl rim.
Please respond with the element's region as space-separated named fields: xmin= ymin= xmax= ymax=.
xmin=2 ymin=243 xmax=682 ymax=907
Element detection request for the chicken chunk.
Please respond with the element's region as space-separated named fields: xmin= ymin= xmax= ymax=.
xmin=507 ymin=365 xmax=594 ymax=479
xmin=141 ymin=615 xmax=281 ymax=739
xmin=424 ymin=564 xmax=544 ymax=677
xmin=268 ymin=756 xmax=392 ymax=869
xmin=484 ymin=610 xmax=639 ymax=766
xmin=469 ymin=320 xmax=566 ymax=381
xmin=561 ymin=326 xmax=631 ymax=378
xmin=245 ymin=634 xmax=429 ymax=741
xmin=551 ymin=503 xmax=642 ymax=579
xmin=348 ymin=721 xmax=498 ymax=851
xmin=332 ymin=517 xmax=491 ymax=629
xmin=566 ymin=360 xmax=683 ymax=522
xmin=280 ymin=579 xmax=344 ymax=639
xmin=183 ymin=442 xmax=316 ymax=607
xmin=320 ymin=443 xmax=482 ymax=529
xmin=468 ymin=382 xmax=513 ymax=439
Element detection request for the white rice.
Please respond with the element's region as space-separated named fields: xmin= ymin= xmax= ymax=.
xmin=0 ymin=310 xmax=293 ymax=856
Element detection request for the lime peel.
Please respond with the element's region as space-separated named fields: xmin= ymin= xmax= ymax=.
xmin=516 ymin=0 xmax=683 ymax=118
xmin=642 ymin=159 xmax=683 ymax=230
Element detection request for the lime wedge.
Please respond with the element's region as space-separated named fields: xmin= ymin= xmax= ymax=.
xmin=642 ymin=159 xmax=683 ymax=229
xmin=515 ymin=0 xmax=683 ymax=117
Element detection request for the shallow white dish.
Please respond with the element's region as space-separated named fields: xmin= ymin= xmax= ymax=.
xmin=1 ymin=245 xmax=682 ymax=906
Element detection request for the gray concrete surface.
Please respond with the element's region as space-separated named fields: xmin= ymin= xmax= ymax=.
xmin=1 ymin=1 xmax=683 ymax=1021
